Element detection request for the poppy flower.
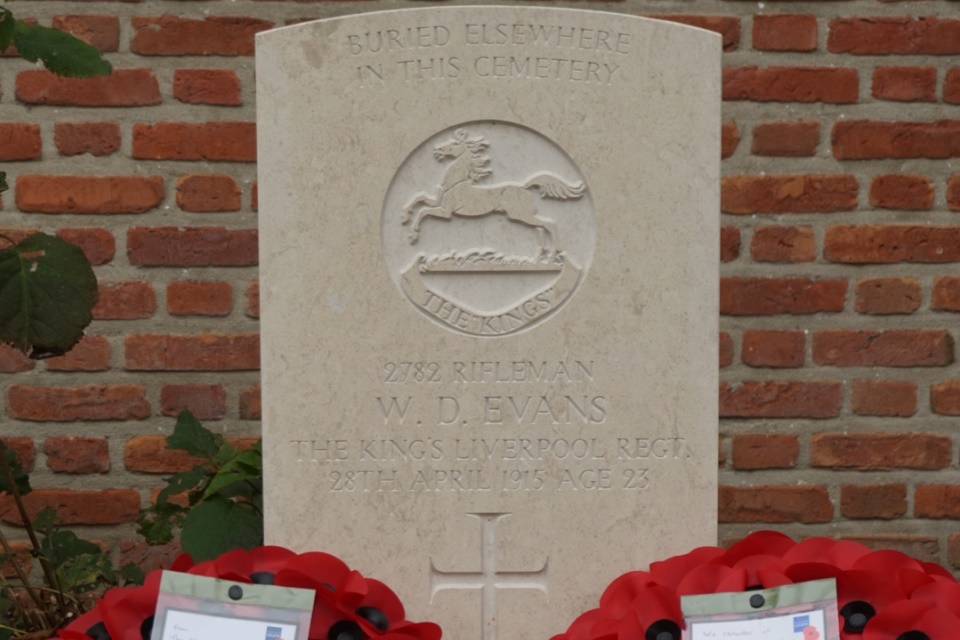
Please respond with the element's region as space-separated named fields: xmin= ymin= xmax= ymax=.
xmin=648 ymin=546 xmax=724 ymax=589
xmin=862 ymin=599 xmax=960 ymax=640
xmin=214 ymin=545 xmax=298 ymax=584
xmin=615 ymin=585 xmax=684 ymax=640
xmin=57 ymin=605 xmax=109 ymax=640
xmin=99 ymin=570 xmax=163 ymax=640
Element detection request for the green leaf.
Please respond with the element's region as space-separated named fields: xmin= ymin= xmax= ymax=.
xmin=0 ymin=448 xmax=30 ymax=497
xmin=0 ymin=233 xmax=98 ymax=358
xmin=180 ymin=496 xmax=262 ymax=562
xmin=156 ymin=467 xmax=207 ymax=504
xmin=13 ymin=20 xmax=111 ymax=78
xmin=0 ymin=8 xmax=14 ymax=51
xmin=204 ymin=446 xmax=262 ymax=499
xmin=136 ymin=502 xmax=186 ymax=546
xmin=167 ymin=410 xmax=222 ymax=459
xmin=0 ymin=172 xmax=7 ymax=193
xmin=118 ymin=562 xmax=145 ymax=586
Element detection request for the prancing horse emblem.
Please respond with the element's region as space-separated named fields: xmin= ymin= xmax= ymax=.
xmin=400 ymin=128 xmax=587 ymax=258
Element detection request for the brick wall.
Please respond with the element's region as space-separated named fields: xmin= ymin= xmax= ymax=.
xmin=1 ymin=0 xmax=959 ymax=571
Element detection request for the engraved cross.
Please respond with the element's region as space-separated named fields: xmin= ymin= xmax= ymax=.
xmin=430 ymin=513 xmax=549 ymax=640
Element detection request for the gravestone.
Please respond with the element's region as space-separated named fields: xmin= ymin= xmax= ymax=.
xmin=257 ymin=8 xmax=720 ymax=640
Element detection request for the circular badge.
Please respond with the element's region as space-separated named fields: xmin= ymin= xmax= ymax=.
xmin=382 ymin=121 xmax=595 ymax=337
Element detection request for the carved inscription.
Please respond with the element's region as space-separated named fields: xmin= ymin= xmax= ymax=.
xmin=289 ymin=358 xmax=692 ymax=493
xmin=345 ymin=23 xmax=632 ymax=87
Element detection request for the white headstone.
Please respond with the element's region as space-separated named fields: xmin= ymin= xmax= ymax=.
xmin=257 ymin=8 xmax=720 ymax=640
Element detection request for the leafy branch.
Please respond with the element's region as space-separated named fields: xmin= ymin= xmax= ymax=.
xmin=137 ymin=411 xmax=264 ymax=563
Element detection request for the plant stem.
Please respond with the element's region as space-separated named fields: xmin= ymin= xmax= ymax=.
xmin=0 ymin=444 xmax=45 ymax=614
xmin=0 ymin=442 xmax=68 ymax=614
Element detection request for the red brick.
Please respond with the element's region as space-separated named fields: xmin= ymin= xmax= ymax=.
xmin=829 ymin=17 xmax=960 ymax=55
xmin=932 ymin=276 xmax=960 ymax=310
xmin=813 ymin=329 xmax=952 ymax=367
xmin=852 ymin=380 xmax=917 ymax=417
xmin=176 ymin=175 xmax=241 ymax=213
xmin=131 ymin=16 xmax=273 ymax=56
xmin=825 ymin=225 xmax=960 ymax=263
xmin=731 ymin=434 xmax=799 ymax=470
xmin=721 ymin=175 xmax=857 ymax=214
xmin=723 ymin=66 xmax=858 ymax=103
xmin=160 ymin=384 xmax=226 ymax=420
xmin=812 ymin=433 xmax=951 ymax=470
xmin=841 ymin=484 xmax=907 ymax=519
xmin=0 ymin=437 xmax=36 ymax=472
xmin=0 ymin=229 xmax=39 ymax=248
xmin=719 ymin=332 xmax=733 ymax=368
xmin=948 ymin=175 xmax=960 ymax=211
xmin=751 ymin=120 xmax=819 ymax=157
xmin=125 ymin=434 xmax=257 ymax=472
xmin=0 ymin=489 xmax=139 ymax=525
xmin=719 ymin=381 xmax=842 ymax=418
xmin=58 ymin=228 xmax=115 ymax=266
xmin=721 ymin=277 xmax=846 ymax=315
xmin=833 ymin=120 xmax=960 ymax=159
xmin=127 ymin=227 xmax=258 ymax=267
xmin=118 ymin=540 xmax=182 ymax=574
xmin=741 ymin=330 xmax=805 ymax=368
xmin=125 ymin=333 xmax=260 ymax=371
xmin=872 ymin=66 xmax=936 ymax=102
xmin=92 ymin=282 xmax=157 ymax=320
xmin=7 ymin=384 xmax=150 ymax=421
xmin=51 ymin=15 xmax=120 ymax=52
xmin=950 ymin=535 xmax=960 ymax=570
xmin=946 ymin=68 xmax=960 ymax=104
xmin=55 ymin=122 xmax=121 ymax=157
xmin=124 ymin=435 xmax=204 ymax=473
xmin=0 ymin=344 xmax=35 ymax=373
xmin=16 ymin=175 xmax=163 ymax=214
xmin=245 ymin=280 xmax=260 ymax=318
xmin=752 ymin=14 xmax=817 ymax=52
xmin=846 ymin=536 xmax=939 ymax=565
xmin=251 ymin=182 xmax=258 ymax=211
xmin=43 ymin=437 xmax=109 ymax=474
xmin=167 ymin=281 xmax=233 ymax=317
xmin=133 ymin=122 xmax=255 ymax=162
xmin=239 ymin=384 xmax=261 ymax=420
xmin=719 ymin=485 xmax=832 ymax=523
xmin=855 ymin=277 xmax=921 ymax=314
xmin=915 ymin=485 xmax=960 ymax=518
xmin=45 ymin=335 xmax=111 ymax=372
xmin=869 ymin=174 xmax=933 ymax=210
xmin=173 ymin=69 xmax=241 ymax=106
xmin=649 ymin=15 xmax=740 ymax=51
xmin=931 ymin=380 xmax=960 ymax=416
xmin=750 ymin=226 xmax=815 ymax=263
xmin=0 ymin=123 xmax=41 ymax=160
xmin=720 ymin=227 xmax=740 ymax=262
xmin=16 ymin=69 xmax=161 ymax=107
xmin=721 ymin=120 xmax=740 ymax=159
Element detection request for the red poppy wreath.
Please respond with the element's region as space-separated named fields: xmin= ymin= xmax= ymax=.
xmin=56 ymin=532 xmax=960 ymax=640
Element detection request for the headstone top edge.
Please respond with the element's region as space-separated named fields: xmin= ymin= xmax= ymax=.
xmin=255 ymin=6 xmax=723 ymax=44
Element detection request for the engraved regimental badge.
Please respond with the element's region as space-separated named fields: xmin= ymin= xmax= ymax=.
xmin=382 ymin=121 xmax=596 ymax=337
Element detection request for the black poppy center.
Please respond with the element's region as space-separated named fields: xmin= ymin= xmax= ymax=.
xmin=328 ymin=620 xmax=366 ymax=640
xmin=840 ymin=601 xmax=876 ymax=633
xmin=250 ymin=571 xmax=276 ymax=585
xmin=645 ymin=619 xmax=681 ymax=640
xmin=356 ymin=606 xmax=389 ymax=632
xmin=140 ymin=614 xmax=155 ymax=640
xmin=896 ymin=632 xmax=930 ymax=640
xmin=85 ymin=621 xmax=111 ymax=640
